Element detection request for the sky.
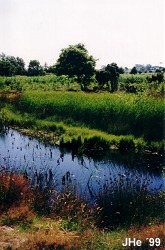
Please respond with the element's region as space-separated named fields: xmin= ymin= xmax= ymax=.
xmin=0 ymin=0 xmax=164 ymax=69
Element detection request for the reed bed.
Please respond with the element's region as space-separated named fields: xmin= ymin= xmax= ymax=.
xmin=19 ymin=91 xmax=164 ymax=141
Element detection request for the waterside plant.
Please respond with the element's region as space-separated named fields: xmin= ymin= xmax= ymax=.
xmin=0 ymin=169 xmax=164 ymax=249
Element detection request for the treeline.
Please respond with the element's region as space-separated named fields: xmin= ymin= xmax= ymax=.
xmin=0 ymin=43 xmax=164 ymax=92
xmin=0 ymin=53 xmax=45 ymax=77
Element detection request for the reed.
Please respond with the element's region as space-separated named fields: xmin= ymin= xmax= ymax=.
xmin=0 ymin=170 xmax=164 ymax=249
xmin=19 ymin=91 xmax=164 ymax=141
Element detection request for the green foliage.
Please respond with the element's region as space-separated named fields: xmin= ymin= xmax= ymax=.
xmin=147 ymin=72 xmax=164 ymax=83
xmin=0 ymin=60 xmax=15 ymax=76
xmin=0 ymin=75 xmax=80 ymax=92
xmin=105 ymin=63 xmax=120 ymax=92
xmin=28 ymin=60 xmax=45 ymax=76
xmin=95 ymin=70 xmax=109 ymax=89
xmin=130 ymin=66 xmax=138 ymax=74
xmin=119 ymin=136 xmax=135 ymax=151
xmin=96 ymin=63 xmax=121 ymax=92
xmin=119 ymin=74 xmax=148 ymax=84
xmin=18 ymin=91 xmax=164 ymax=141
xmin=119 ymin=73 xmax=164 ymax=94
xmin=55 ymin=43 xmax=96 ymax=89
xmin=124 ymin=83 xmax=147 ymax=93
xmin=0 ymin=73 xmax=164 ymax=95
xmin=60 ymin=219 xmax=80 ymax=231
xmin=0 ymin=53 xmax=25 ymax=76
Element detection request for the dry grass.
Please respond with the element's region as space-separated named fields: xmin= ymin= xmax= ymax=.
xmin=0 ymin=221 xmax=164 ymax=249
xmin=0 ymin=171 xmax=33 ymax=212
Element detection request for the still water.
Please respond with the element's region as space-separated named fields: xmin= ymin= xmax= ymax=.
xmin=0 ymin=127 xmax=164 ymax=201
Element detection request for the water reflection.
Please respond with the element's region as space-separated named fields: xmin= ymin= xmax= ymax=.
xmin=0 ymin=127 xmax=164 ymax=201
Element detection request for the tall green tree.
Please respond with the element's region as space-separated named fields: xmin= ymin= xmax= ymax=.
xmin=130 ymin=66 xmax=138 ymax=74
xmin=95 ymin=70 xmax=109 ymax=89
xmin=13 ymin=57 xmax=25 ymax=75
xmin=55 ymin=43 xmax=96 ymax=90
xmin=0 ymin=53 xmax=25 ymax=76
xmin=0 ymin=60 xmax=15 ymax=76
xmin=105 ymin=63 xmax=120 ymax=92
xmin=28 ymin=60 xmax=45 ymax=76
xmin=96 ymin=63 xmax=121 ymax=92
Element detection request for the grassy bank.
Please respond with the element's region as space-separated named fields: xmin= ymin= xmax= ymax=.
xmin=0 ymin=104 xmax=164 ymax=154
xmin=0 ymin=90 xmax=164 ymax=153
xmin=18 ymin=91 xmax=164 ymax=141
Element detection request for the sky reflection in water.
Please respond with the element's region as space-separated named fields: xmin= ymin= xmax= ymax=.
xmin=0 ymin=127 xmax=164 ymax=201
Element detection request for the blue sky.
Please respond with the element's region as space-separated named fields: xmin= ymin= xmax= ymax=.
xmin=0 ymin=0 xmax=164 ymax=68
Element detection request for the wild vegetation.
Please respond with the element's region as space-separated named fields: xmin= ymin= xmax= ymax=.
xmin=0 ymin=170 xmax=164 ymax=249
xmin=0 ymin=71 xmax=164 ymax=94
xmin=19 ymin=91 xmax=163 ymax=140
xmin=0 ymin=85 xmax=164 ymax=154
xmin=0 ymin=44 xmax=164 ymax=249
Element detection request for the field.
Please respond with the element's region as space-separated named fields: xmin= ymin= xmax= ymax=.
xmin=0 ymin=73 xmax=164 ymax=93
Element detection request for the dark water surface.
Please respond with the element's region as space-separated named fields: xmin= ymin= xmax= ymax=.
xmin=0 ymin=127 xmax=164 ymax=201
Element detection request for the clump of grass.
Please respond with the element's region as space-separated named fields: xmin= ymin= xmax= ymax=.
xmin=119 ymin=135 xmax=135 ymax=151
xmin=94 ymin=173 xmax=165 ymax=229
xmin=50 ymin=184 xmax=93 ymax=231
xmin=126 ymin=224 xmax=165 ymax=249
xmin=0 ymin=170 xmax=36 ymax=228
xmin=0 ymin=171 xmax=31 ymax=210
xmin=2 ymin=205 xmax=35 ymax=227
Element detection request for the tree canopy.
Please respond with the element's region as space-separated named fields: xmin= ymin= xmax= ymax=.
xmin=28 ymin=60 xmax=45 ymax=76
xmin=130 ymin=66 xmax=138 ymax=74
xmin=55 ymin=44 xmax=96 ymax=89
xmin=96 ymin=63 xmax=121 ymax=92
xmin=0 ymin=53 xmax=25 ymax=76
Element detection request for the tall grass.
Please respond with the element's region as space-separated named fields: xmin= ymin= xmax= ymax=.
xmin=18 ymin=91 xmax=164 ymax=141
xmin=0 ymin=170 xmax=164 ymax=229
xmin=94 ymin=173 xmax=165 ymax=229
xmin=0 ymin=169 xmax=164 ymax=249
